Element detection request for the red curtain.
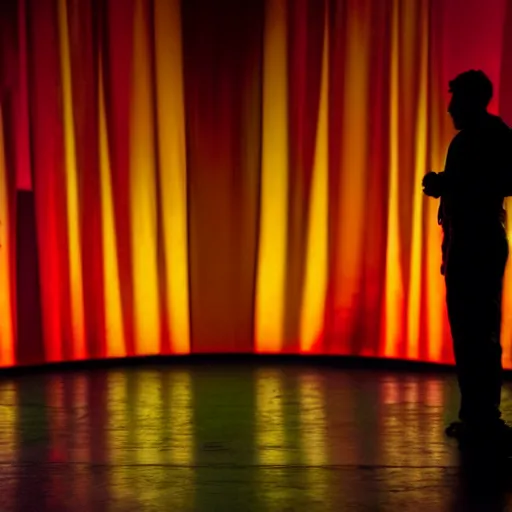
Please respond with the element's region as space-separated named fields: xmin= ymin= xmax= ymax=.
xmin=0 ymin=0 xmax=511 ymax=367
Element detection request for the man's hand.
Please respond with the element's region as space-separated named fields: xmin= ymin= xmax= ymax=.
xmin=422 ymin=171 xmax=444 ymax=198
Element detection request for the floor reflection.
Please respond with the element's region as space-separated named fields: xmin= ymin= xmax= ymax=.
xmin=298 ymin=372 xmax=329 ymax=507
xmin=255 ymin=368 xmax=290 ymax=511
xmin=166 ymin=371 xmax=194 ymax=511
xmin=0 ymin=364 xmax=508 ymax=510
xmin=107 ymin=371 xmax=134 ymax=508
xmin=0 ymin=381 xmax=17 ymax=512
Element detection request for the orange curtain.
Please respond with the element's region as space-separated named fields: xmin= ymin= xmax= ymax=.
xmin=0 ymin=0 xmax=511 ymax=367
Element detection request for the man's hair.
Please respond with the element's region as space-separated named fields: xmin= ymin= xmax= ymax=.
xmin=448 ymin=70 xmax=493 ymax=107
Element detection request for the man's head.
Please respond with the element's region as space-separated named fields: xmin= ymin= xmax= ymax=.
xmin=448 ymin=70 xmax=493 ymax=130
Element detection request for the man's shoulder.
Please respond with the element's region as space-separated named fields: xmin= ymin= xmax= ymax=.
xmin=487 ymin=113 xmax=510 ymax=129
xmin=486 ymin=115 xmax=512 ymax=150
xmin=449 ymin=116 xmax=512 ymax=148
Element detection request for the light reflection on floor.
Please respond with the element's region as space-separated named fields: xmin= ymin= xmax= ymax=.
xmin=1 ymin=363 xmax=512 ymax=511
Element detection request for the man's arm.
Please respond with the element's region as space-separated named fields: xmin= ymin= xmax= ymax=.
xmin=422 ymin=136 xmax=458 ymax=199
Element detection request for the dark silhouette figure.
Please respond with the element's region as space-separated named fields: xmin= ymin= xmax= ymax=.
xmin=423 ymin=70 xmax=512 ymax=455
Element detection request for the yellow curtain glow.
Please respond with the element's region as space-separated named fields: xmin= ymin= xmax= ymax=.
xmin=0 ymin=0 xmax=511 ymax=367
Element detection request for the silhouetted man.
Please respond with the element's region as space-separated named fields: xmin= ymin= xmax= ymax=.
xmin=423 ymin=70 xmax=512 ymax=455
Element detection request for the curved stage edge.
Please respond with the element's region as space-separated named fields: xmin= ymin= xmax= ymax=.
xmin=0 ymin=353 xmax=459 ymax=378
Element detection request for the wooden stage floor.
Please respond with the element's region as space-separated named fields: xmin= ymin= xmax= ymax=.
xmin=1 ymin=361 xmax=512 ymax=511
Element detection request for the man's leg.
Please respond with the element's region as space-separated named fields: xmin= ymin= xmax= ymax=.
xmin=446 ymin=238 xmax=507 ymax=434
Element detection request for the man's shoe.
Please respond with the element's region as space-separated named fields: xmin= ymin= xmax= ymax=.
xmin=445 ymin=420 xmax=464 ymax=438
xmin=457 ymin=420 xmax=512 ymax=458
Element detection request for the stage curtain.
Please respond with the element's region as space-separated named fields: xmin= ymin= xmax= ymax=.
xmin=0 ymin=0 xmax=511 ymax=367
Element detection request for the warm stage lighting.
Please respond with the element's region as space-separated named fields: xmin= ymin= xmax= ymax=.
xmin=0 ymin=0 xmax=511 ymax=367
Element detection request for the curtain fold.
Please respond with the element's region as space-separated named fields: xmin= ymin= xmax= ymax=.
xmin=0 ymin=102 xmax=16 ymax=367
xmin=0 ymin=0 xmax=511 ymax=367
xmin=183 ymin=0 xmax=264 ymax=353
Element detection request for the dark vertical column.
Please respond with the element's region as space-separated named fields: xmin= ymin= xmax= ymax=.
xmin=182 ymin=0 xmax=264 ymax=353
xmin=16 ymin=190 xmax=43 ymax=366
